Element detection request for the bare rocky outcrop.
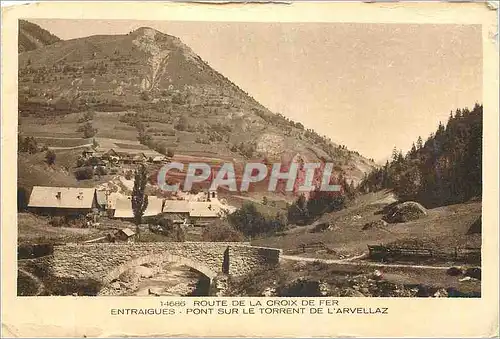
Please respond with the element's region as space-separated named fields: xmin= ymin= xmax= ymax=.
xmin=383 ymin=201 xmax=427 ymax=223
xmin=132 ymin=28 xmax=171 ymax=92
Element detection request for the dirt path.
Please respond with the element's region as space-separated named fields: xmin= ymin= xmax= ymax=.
xmin=280 ymin=254 xmax=450 ymax=271
xmin=48 ymin=144 xmax=91 ymax=150
xmin=18 ymin=269 xmax=44 ymax=296
xmin=35 ymin=136 xmax=85 ymax=140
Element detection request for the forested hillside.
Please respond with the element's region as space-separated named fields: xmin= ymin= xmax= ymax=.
xmin=18 ymin=20 xmax=61 ymax=53
xmin=359 ymin=103 xmax=482 ymax=208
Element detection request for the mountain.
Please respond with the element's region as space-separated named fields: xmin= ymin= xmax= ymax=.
xmin=18 ymin=20 xmax=61 ymax=53
xmin=18 ymin=26 xmax=376 ymax=185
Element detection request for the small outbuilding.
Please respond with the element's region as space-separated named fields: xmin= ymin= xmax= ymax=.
xmin=115 ymin=227 xmax=136 ymax=242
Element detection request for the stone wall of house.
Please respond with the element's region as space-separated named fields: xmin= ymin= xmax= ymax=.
xmin=48 ymin=242 xmax=281 ymax=284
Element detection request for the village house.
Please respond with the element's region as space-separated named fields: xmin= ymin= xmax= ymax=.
xmin=151 ymin=155 xmax=168 ymax=164
xmin=112 ymin=196 xmax=164 ymax=220
xmin=131 ymin=153 xmax=147 ymax=164
xmin=92 ymin=146 xmax=166 ymax=167
xmin=81 ymin=147 xmax=95 ymax=159
xmin=162 ymin=197 xmax=232 ymax=225
xmin=28 ymin=186 xmax=98 ymax=216
xmin=100 ymin=149 xmax=120 ymax=164
xmin=161 ymin=200 xmax=191 ymax=223
xmin=188 ymin=201 xmax=223 ymax=225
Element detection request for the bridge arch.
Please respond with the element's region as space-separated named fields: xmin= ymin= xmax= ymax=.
xmin=101 ymin=252 xmax=219 ymax=286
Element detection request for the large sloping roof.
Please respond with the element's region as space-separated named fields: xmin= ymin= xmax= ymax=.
xmin=28 ymin=186 xmax=96 ymax=209
xmin=163 ymin=200 xmax=190 ymax=214
xmin=189 ymin=202 xmax=223 ymax=218
xmin=113 ymin=196 xmax=164 ymax=218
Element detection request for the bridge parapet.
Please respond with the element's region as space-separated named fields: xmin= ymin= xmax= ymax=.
xmin=48 ymin=242 xmax=281 ymax=283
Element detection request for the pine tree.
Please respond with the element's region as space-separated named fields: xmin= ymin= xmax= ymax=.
xmin=391 ymin=146 xmax=399 ymax=164
xmin=416 ymin=136 xmax=423 ymax=150
xmin=410 ymin=143 xmax=417 ymax=157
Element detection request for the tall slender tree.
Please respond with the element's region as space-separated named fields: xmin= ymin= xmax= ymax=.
xmin=132 ymin=164 xmax=149 ymax=235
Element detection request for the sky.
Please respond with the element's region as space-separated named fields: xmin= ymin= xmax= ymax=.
xmin=29 ymin=19 xmax=482 ymax=162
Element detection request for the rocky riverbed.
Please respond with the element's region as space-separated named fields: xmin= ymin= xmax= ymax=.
xmin=98 ymin=262 xmax=203 ymax=296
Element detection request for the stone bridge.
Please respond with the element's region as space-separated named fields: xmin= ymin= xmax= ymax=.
xmin=48 ymin=242 xmax=282 ymax=286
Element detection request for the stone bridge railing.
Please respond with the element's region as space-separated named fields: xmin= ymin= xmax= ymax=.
xmin=48 ymin=242 xmax=281 ymax=284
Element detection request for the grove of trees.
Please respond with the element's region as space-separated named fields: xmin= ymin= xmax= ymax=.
xmin=359 ymin=104 xmax=482 ymax=208
xmin=226 ymin=203 xmax=286 ymax=238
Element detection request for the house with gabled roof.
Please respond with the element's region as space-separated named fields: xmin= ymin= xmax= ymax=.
xmin=28 ymin=186 xmax=98 ymax=216
xmin=113 ymin=196 xmax=164 ymax=220
xmin=189 ymin=202 xmax=222 ymax=218
xmin=162 ymin=200 xmax=190 ymax=214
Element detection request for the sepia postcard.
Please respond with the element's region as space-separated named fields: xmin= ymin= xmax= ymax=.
xmin=1 ymin=1 xmax=499 ymax=337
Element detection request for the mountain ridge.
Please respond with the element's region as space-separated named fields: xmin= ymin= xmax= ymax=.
xmin=18 ymin=24 xmax=377 ymax=185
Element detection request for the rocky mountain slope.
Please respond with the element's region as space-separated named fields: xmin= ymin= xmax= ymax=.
xmin=18 ymin=20 xmax=61 ymax=53
xmin=18 ymin=25 xmax=376 ymax=185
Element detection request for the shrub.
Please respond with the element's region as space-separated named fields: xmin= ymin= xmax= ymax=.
xmin=227 ymin=203 xmax=285 ymax=238
xmin=202 ymin=222 xmax=245 ymax=242
xmin=74 ymin=166 xmax=94 ymax=180
xmin=78 ymin=110 xmax=94 ymax=123
xmin=78 ymin=122 xmax=97 ymax=138
xmin=17 ymin=187 xmax=29 ymax=212
xmin=174 ymin=226 xmax=186 ymax=242
xmin=262 ymin=196 xmax=268 ymax=205
xmin=140 ymin=91 xmax=151 ymax=101
xmin=95 ymin=165 xmax=108 ymax=176
xmin=156 ymin=217 xmax=175 ymax=234
xmin=171 ymin=93 xmax=184 ymax=105
xmin=18 ymin=136 xmax=38 ymax=153
xmin=124 ymin=170 xmax=133 ymax=180
xmin=49 ymin=216 xmax=67 ymax=227
xmin=174 ymin=116 xmax=188 ymax=131
xmin=310 ymin=222 xmax=330 ymax=233
xmin=276 ymin=278 xmax=323 ymax=297
xmin=166 ymin=148 xmax=175 ymax=157
xmin=155 ymin=143 xmax=167 ymax=155
xmin=138 ymin=131 xmax=152 ymax=145
xmin=76 ymin=157 xmax=85 ymax=167
xmin=45 ymin=150 xmax=56 ymax=165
